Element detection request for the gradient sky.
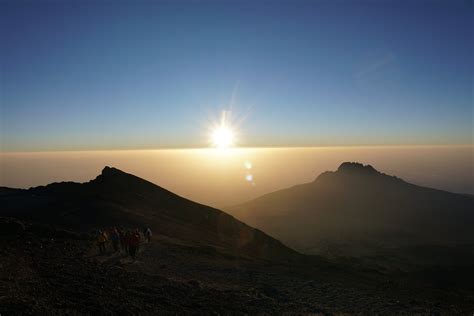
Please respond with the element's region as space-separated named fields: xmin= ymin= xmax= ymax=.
xmin=1 ymin=0 xmax=472 ymax=151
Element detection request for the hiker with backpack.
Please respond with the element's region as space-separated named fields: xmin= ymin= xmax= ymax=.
xmin=128 ymin=229 xmax=141 ymax=260
xmin=109 ymin=227 xmax=120 ymax=252
xmin=144 ymin=227 xmax=152 ymax=243
xmin=97 ymin=229 xmax=108 ymax=254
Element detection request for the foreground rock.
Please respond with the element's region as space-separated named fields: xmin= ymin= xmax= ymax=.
xmin=1 ymin=217 xmax=473 ymax=315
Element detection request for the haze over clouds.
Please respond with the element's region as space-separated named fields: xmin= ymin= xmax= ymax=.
xmin=1 ymin=146 xmax=472 ymax=208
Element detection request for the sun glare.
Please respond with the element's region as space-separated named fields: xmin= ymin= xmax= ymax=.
xmin=211 ymin=126 xmax=235 ymax=148
xmin=209 ymin=110 xmax=237 ymax=149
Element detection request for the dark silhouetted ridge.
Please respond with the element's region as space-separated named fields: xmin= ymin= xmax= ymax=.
xmin=0 ymin=167 xmax=297 ymax=260
xmin=337 ymin=162 xmax=379 ymax=175
xmin=313 ymin=162 xmax=405 ymax=188
xmin=101 ymin=166 xmax=124 ymax=177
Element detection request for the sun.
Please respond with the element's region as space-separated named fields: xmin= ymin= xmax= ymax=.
xmin=211 ymin=126 xmax=235 ymax=148
xmin=208 ymin=110 xmax=238 ymax=149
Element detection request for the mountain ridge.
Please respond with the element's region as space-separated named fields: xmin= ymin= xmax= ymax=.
xmin=229 ymin=162 xmax=474 ymax=254
xmin=0 ymin=166 xmax=297 ymax=260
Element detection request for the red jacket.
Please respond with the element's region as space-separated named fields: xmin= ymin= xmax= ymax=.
xmin=128 ymin=233 xmax=140 ymax=246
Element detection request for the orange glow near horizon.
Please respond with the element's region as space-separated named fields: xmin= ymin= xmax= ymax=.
xmin=0 ymin=145 xmax=472 ymax=208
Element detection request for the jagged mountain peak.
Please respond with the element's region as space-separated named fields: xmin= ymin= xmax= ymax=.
xmin=336 ymin=162 xmax=379 ymax=175
xmin=101 ymin=166 xmax=124 ymax=176
xmin=98 ymin=166 xmax=139 ymax=182
xmin=314 ymin=162 xmax=383 ymax=183
xmin=93 ymin=166 xmax=154 ymax=188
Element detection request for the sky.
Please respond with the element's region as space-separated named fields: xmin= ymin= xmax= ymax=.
xmin=0 ymin=0 xmax=473 ymax=151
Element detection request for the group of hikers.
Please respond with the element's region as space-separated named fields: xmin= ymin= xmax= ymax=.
xmin=96 ymin=227 xmax=152 ymax=259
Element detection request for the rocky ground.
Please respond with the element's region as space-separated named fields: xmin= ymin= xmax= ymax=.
xmin=1 ymin=217 xmax=473 ymax=315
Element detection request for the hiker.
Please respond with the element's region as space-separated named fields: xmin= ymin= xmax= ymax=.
xmin=144 ymin=227 xmax=152 ymax=243
xmin=128 ymin=229 xmax=141 ymax=260
xmin=97 ymin=230 xmax=108 ymax=254
xmin=123 ymin=230 xmax=131 ymax=254
xmin=109 ymin=227 xmax=120 ymax=252
xmin=118 ymin=228 xmax=126 ymax=253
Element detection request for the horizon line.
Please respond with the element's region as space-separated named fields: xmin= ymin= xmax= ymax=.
xmin=1 ymin=143 xmax=473 ymax=155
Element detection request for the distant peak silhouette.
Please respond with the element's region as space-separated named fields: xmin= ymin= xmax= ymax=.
xmin=336 ymin=162 xmax=379 ymax=175
xmin=233 ymin=161 xmax=474 ymax=254
xmin=314 ymin=162 xmax=383 ymax=183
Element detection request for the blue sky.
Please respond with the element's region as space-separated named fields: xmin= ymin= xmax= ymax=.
xmin=1 ymin=0 xmax=472 ymax=151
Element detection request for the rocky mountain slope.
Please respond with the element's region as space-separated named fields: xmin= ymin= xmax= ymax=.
xmin=2 ymin=217 xmax=472 ymax=315
xmin=2 ymin=166 xmax=474 ymax=314
xmin=230 ymin=162 xmax=474 ymax=255
xmin=0 ymin=166 xmax=295 ymax=260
